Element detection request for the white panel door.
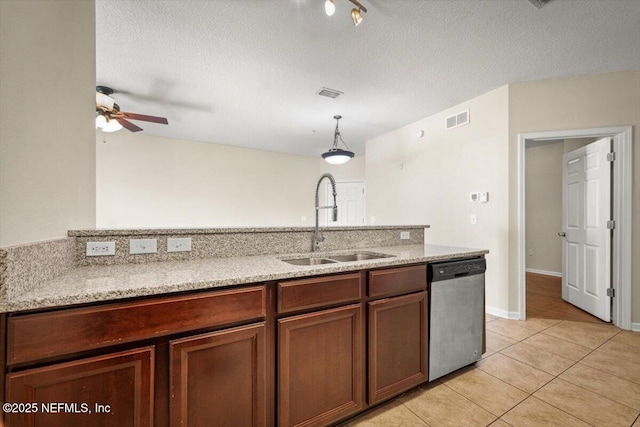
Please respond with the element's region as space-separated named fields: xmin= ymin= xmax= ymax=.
xmin=561 ymin=137 xmax=612 ymax=321
xmin=326 ymin=181 xmax=365 ymax=226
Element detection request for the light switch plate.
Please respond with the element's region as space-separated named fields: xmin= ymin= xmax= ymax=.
xmin=479 ymin=192 xmax=489 ymax=203
xmin=86 ymin=241 xmax=115 ymax=256
xmin=130 ymin=239 xmax=157 ymax=254
xmin=167 ymin=237 xmax=192 ymax=253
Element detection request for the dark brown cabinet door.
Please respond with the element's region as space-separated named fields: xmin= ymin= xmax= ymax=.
xmin=278 ymin=304 xmax=364 ymax=427
xmin=368 ymin=291 xmax=428 ymax=404
xmin=170 ymin=322 xmax=267 ymax=427
xmin=5 ymin=346 xmax=154 ymax=427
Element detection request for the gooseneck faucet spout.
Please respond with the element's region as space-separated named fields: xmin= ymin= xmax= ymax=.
xmin=313 ymin=173 xmax=338 ymax=252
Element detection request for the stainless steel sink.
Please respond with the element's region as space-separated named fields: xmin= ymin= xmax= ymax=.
xmin=281 ymin=258 xmax=338 ymax=266
xmin=328 ymin=253 xmax=394 ymax=262
xmin=281 ymin=252 xmax=394 ymax=265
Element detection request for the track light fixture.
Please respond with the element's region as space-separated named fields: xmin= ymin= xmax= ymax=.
xmin=324 ymin=0 xmax=368 ymax=26
xmin=322 ymin=115 xmax=355 ymax=165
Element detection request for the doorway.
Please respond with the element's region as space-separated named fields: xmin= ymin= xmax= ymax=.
xmin=517 ymin=127 xmax=632 ymax=329
xmin=524 ymin=137 xmax=608 ymax=323
xmin=324 ymin=180 xmax=365 ymax=226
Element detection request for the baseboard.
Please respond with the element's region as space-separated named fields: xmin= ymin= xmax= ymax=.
xmin=632 ymin=322 xmax=640 ymax=332
xmin=525 ymin=268 xmax=562 ymax=278
xmin=486 ymin=306 xmax=521 ymax=320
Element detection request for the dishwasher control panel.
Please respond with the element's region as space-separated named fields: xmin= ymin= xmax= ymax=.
xmin=428 ymin=258 xmax=486 ymax=282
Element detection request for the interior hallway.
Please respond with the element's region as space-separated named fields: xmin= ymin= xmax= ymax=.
xmin=342 ymin=316 xmax=640 ymax=426
xmin=526 ymin=272 xmax=606 ymax=324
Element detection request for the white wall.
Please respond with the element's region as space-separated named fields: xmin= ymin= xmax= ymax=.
xmin=96 ymin=131 xmax=365 ymax=228
xmin=509 ymin=70 xmax=640 ymax=323
xmin=0 ymin=1 xmax=96 ymax=246
xmin=365 ymin=86 xmax=510 ymax=315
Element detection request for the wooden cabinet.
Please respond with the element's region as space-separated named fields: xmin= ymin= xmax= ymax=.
xmin=170 ymin=322 xmax=267 ymax=427
xmin=278 ymin=304 xmax=364 ymax=427
xmin=368 ymin=291 xmax=428 ymax=404
xmin=3 ymin=286 xmax=268 ymax=427
xmin=5 ymin=347 xmax=154 ymax=427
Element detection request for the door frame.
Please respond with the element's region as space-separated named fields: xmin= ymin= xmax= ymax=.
xmin=517 ymin=126 xmax=632 ymax=329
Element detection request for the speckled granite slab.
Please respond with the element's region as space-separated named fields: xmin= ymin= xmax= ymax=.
xmin=0 ymin=244 xmax=488 ymax=313
xmin=0 ymin=238 xmax=76 ymax=299
xmin=71 ymin=226 xmax=428 ymax=266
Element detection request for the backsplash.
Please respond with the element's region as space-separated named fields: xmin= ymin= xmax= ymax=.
xmin=0 ymin=238 xmax=76 ymax=298
xmin=70 ymin=226 xmax=428 ymax=266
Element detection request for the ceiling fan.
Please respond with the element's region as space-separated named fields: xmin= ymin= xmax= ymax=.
xmin=95 ymin=86 xmax=168 ymax=133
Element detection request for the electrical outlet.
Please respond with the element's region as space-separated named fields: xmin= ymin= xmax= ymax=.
xmin=168 ymin=237 xmax=192 ymax=253
xmin=470 ymin=214 xmax=477 ymax=225
xmin=86 ymin=241 xmax=115 ymax=256
xmin=400 ymin=231 xmax=410 ymax=239
xmin=129 ymin=238 xmax=157 ymax=255
xmin=528 ymin=249 xmax=534 ymax=256
xmin=301 ymin=216 xmax=307 ymax=222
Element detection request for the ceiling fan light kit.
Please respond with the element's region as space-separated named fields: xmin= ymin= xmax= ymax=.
xmin=94 ymin=86 xmax=169 ymax=133
xmin=325 ymin=0 xmax=367 ymax=26
xmin=322 ymin=115 xmax=355 ymax=165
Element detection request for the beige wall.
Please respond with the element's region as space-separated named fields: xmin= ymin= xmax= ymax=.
xmin=525 ymin=142 xmax=563 ymax=273
xmin=365 ymin=86 xmax=510 ymax=315
xmin=0 ymin=1 xmax=96 ymax=246
xmin=96 ymin=131 xmax=365 ymax=228
xmin=509 ymin=70 xmax=640 ymax=323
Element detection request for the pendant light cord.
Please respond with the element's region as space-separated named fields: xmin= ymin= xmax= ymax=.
xmin=333 ymin=117 xmax=352 ymax=150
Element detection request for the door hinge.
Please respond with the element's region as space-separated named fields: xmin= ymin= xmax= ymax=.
xmin=607 ymin=220 xmax=616 ymax=230
xmin=607 ymin=288 xmax=615 ymax=298
xmin=607 ymin=152 xmax=615 ymax=162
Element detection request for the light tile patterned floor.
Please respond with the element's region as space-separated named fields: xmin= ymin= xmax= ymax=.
xmin=341 ymin=315 xmax=640 ymax=427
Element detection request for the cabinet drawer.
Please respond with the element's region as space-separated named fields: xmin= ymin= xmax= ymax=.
xmin=277 ymin=273 xmax=362 ymax=314
xmin=368 ymin=265 xmax=427 ymax=298
xmin=7 ymin=285 xmax=266 ymax=365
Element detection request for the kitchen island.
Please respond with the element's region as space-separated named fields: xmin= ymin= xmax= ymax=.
xmin=0 ymin=227 xmax=488 ymax=427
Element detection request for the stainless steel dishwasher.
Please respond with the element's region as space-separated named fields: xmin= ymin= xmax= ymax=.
xmin=428 ymin=258 xmax=486 ymax=381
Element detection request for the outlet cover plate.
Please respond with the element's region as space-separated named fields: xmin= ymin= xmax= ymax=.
xmin=130 ymin=239 xmax=158 ymax=255
xmin=400 ymin=231 xmax=410 ymax=239
xmin=167 ymin=237 xmax=192 ymax=253
xmin=86 ymin=241 xmax=116 ymax=256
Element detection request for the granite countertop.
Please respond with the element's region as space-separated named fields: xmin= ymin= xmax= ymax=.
xmin=0 ymin=244 xmax=487 ymax=313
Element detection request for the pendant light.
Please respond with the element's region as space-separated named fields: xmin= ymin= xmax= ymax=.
xmin=322 ymin=115 xmax=355 ymax=165
xmin=351 ymin=8 xmax=363 ymax=26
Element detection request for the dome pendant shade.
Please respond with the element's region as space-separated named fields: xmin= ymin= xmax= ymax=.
xmin=322 ymin=115 xmax=355 ymax=165
xmin=322 ymin=148 xmax=354 ymax=165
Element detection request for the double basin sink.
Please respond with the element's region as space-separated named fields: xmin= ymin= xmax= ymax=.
xmin=281 ymin=252 xmax=394 ymax=266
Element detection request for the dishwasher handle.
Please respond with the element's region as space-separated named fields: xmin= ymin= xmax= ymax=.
xmin=428 ymin=258 xmax=486 ymax=282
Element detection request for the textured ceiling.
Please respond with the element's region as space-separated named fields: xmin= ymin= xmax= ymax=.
xmin=96 ymin=0 xmax=640 ymax=157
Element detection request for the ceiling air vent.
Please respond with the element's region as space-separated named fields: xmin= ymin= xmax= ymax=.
xmin=527 ymin=0 xmax=552 ymax=8
xmin=445 ymin=109 xmax=470 ymax=130
xmin=317 ymin=87 xmax=343 ymax=99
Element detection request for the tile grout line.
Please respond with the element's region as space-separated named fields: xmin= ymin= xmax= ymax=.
xmin=510 ymin=326 xmax=638 ymax=425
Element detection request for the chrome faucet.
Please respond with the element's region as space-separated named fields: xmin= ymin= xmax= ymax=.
xmin=313 ymin=173 xmax=338 ymax=252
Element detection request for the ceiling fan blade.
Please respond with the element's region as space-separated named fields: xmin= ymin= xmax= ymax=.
xmin=121 ymin=112 xmax=168 ymax=124
xmin=116 ymin=117 xmax=143 ymax=132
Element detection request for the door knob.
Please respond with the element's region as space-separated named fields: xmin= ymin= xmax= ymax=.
xmin=558 ymin=232 xmax=566 ymax=237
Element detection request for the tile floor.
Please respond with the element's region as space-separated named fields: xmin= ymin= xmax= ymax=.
xmin=341 ymin=315 xmax=640 ymax=427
